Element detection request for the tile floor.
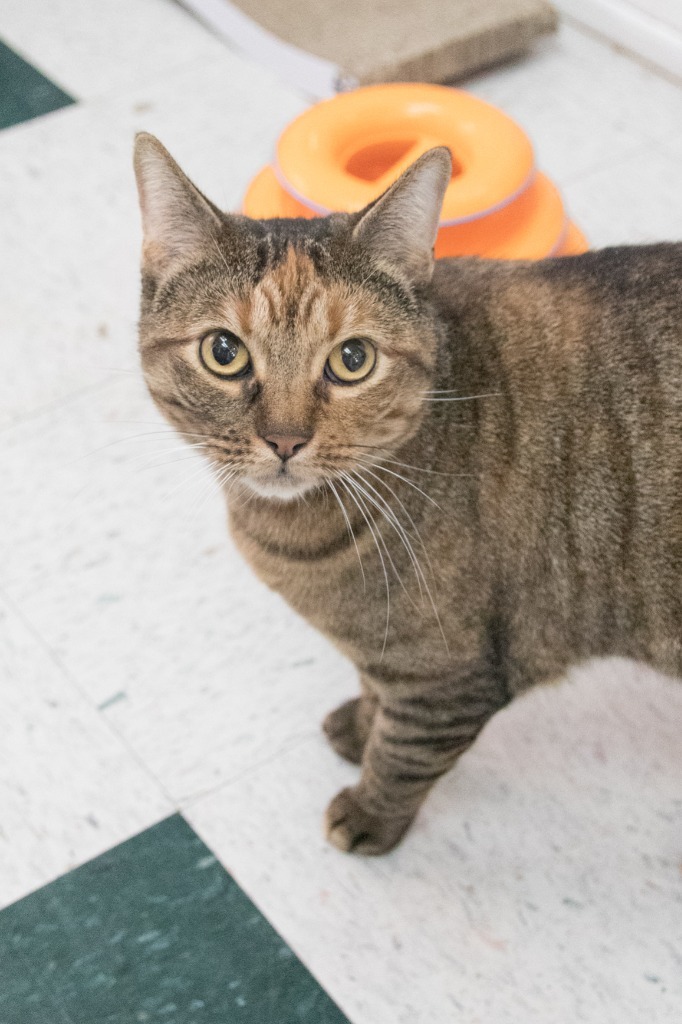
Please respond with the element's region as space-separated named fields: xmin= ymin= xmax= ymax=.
xmin=1 ymin=815 xmax=348 ymax=1022
xmin=0 ymin=2 xmax=681 ymax=1021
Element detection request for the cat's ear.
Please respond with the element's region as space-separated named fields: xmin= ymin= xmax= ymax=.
xmin=352 ymin=147 xmax=451 ymax=285
xmin=133 ymin=132 xmax=223 ymax=274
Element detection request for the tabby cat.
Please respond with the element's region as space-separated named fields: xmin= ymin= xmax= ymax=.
xmin=134 ymin=133 xmax=681 ymax=855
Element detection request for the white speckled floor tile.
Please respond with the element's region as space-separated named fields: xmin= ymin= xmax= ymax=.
xmin=0 ymin=595 xmax=172 ymax=910
xmin=0 ymin=0 xmax=232 ymax=99
xmin=187 ymin=659 xmax=682 ymax=1024
xmin=562 ymin=144 xmax=682 ymax=248
xmin=0 ymin=47 xmax=305 ymax=429
xmin=0 ymin=375 xmax=357 ymax=801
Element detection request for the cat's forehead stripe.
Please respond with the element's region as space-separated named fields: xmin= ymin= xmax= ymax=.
xmin=257 ymin=280 xmax=281 ymax=322
xmin=248 ymin=245 xmax=331 ymax=334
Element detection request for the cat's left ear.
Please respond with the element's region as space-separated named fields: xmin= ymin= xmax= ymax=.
xmin=352 ymin=147 xmax=451 ymax=285
xmin=133 ymin=132 xmax=224 ymax=274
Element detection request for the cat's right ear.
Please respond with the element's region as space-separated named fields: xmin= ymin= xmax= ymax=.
xmin=351 ymin=146 xmax=451 ymax=286
xmin=133 ymin=133 xmax=223 ymax=275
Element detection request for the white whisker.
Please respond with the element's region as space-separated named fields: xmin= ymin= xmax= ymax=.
xmin=339 ymin=475 xmax=390 ymax=660
xmin=353 ymin=468 xmax=449 ymax=655
xmin=349 ymin=469 xmax=423 ymax=605
xmin=181 ymin=461 xmax=234 ymax=527
xmin=342 ymin=472 xmax=411 ymax=604
xmin=208 ymin=231 xmax=233 ymax=278
xmin=135 ymin=452 xmax=211 ymax=474
xmin=421 ymin=391 xmax=500 ymax=402
xmin=230 ymin=480 xmax=260 ymax=512
xmin=327 ymin=478 xmax=366 ymax=592
xmin=364 ymin=463 xmax=441 ymax=508
xmin=356 ymin=452 xmax=462 ymax=478
xmin=159 ymin=459 xmax=218 ymax=504
xmin=125 ymin=442 xmax=212 ymax=465
xmin=75 ymin=430 xmax=221 ymax=463
xmin=356 ymin=464 xmax=435 ymax=577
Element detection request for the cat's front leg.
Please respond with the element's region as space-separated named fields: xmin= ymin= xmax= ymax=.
xmin=322 ymin=674 xmax=378 ymax=765
xmin=325 ymin=675 xmax=508 ymax=855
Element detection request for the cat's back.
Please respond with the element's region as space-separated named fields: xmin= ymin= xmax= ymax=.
xmin=433 ymin=242 xmax=682 ymax=348
xmin=431 ymin=244 xmax=681 ymax=678
xmin=531 ymin=243 xmax=682 ymax=381
xmin=432 ymin=243 xmax=682 ymax=425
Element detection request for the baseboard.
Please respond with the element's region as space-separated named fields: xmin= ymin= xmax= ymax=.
xmin=554 ymin=0 xmax=682 ymax=80
xmin=178 ymin=0 xmax=347 ymax=98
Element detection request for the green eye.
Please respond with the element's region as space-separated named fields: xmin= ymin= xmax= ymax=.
xmin=325 ymin=338 xmax=376 ymax=385
xmin=200 ymin=330 xmax=251 ymax=378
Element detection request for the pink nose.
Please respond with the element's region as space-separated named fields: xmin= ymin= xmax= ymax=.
xmin=262 ymin=433 xmax=311 ymax=461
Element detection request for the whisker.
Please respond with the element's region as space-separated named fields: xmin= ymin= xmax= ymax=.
xmin=364 ymin=463 xmax=441 ymax=509
xmin=208 ymin=231 xmax=233 ymax=279
xmin=215 ymin=465 xmax=238 ymax=501
xmin=134 ymin=452 xmax=211 ymax=474
xmin=342 ymin=473 xmax=408 ymax=588
xmin=124 ymin=442 xmax=211 ymax=465
xmin=422 ymin=388 xmax=498 ymax=394
xmin=327 ymin=478 xmax=366 ymax=592
xmin=345 ymin=471 xmax=419 ymax=612
xmin=353 ymin=468 xmax=449 ymax=655
xmin=356 ymin=452 xmax=464 ymax=478
xmin=75 ymin=430 xmax=222 ymax=463
xmin=357 ymin=464 xmax=435 ymax=576
xmin=181 ymin=460 xmax=235 ymax=527
xmin=338 ymin=475 xmax=390 ymax=660
xmin=421 ymin=391 xmax=500 ymax=402
xmin=159 ymin=459 xmax=217 ymax=504
xmin=349 ymin=470 xmax=423 ymax=604
xmin=229 ymin=479 xmax=260 ymax=512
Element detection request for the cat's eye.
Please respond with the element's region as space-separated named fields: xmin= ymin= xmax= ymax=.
xmin=199 ymin=330 xmax=251 ymax=378
xmin=325 ymin=338 xmax=376 ymax=385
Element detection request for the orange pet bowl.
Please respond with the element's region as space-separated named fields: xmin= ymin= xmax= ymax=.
xmin=275 ymin=83 xmax=535 ymax=224
xmin=435 ymin=172 xmax=565 ymax=260
xmin=244 ymin=166 xmax=316 ymax=220
xmin=242 ymin=83 xmax=588 ymax=260
xmin=245 ymin=167 xmax=574 ymax=261
xmin=556 ymin=222 xmax=588 ymax=256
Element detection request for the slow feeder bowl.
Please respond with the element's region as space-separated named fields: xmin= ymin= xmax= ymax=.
xmin=275 ymin=84 xmax=535 ymax=224
xmin=244 ymin=166 xmax=583 ymax=260
xmin=558 ymin=223 xmax=588 ymax=256
xmin=242 ymin=83 xmax=588 ymax=260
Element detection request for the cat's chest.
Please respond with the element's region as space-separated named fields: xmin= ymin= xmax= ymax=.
xmin=230 ymin=517 xmax=374 ymax=640
xmin=228 ymin=506 xmax=462 ymax=667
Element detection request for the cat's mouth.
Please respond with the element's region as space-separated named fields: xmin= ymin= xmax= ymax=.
xmin=243 ymin=464 xmax=320 ymax=501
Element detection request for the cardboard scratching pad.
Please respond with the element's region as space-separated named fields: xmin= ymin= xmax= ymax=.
xmin=227 ymin=0 xmax=557 ymax=85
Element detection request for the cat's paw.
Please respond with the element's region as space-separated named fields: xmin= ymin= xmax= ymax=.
xmin=322 ymin=698 xmax=367 ymax=765
xmin=324 ymin=787 xmax=414 ymax=855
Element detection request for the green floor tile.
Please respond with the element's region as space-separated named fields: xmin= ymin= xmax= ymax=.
xmin=0 ymin=40 xmax=74 ymax=130
xmin=0 ymin=815 xmax=349 ymax=1024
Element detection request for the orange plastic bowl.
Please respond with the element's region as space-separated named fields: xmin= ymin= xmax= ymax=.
xmin=243 ymin=166 xmax=316 ymax=220
xmin=555 ymin=222 xmax=589 ymax=256
xmin=243 ymin=166 xmax=588 ymax=260
xmin=435 ymin=173 xmax=566 ymax=260
xmin=274 ymin=83 xmax=535 ymax=224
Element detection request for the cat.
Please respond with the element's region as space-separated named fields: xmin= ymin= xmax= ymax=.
xmin=134 ymin=132 xmax=682 ymax=855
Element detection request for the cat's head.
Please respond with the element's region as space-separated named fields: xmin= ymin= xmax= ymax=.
xmin=134 ymin=133 xmax=450 ymax=501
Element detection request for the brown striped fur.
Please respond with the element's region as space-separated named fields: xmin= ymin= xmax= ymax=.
xmin=134 ymin=134 xmax=681 ymax=854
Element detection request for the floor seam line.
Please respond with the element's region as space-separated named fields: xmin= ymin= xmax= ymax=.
xmin=1 ymin=591 xmax=179 ymax=810
xmin=179 ymin=732 xmax=320 ymax=809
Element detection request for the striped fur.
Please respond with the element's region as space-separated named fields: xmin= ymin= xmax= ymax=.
xmin=135 ymin=136 xmax=682 ymax=855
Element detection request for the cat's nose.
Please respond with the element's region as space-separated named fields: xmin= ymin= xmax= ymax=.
xmin=261 ymin=433 xmax=311 ymax=462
